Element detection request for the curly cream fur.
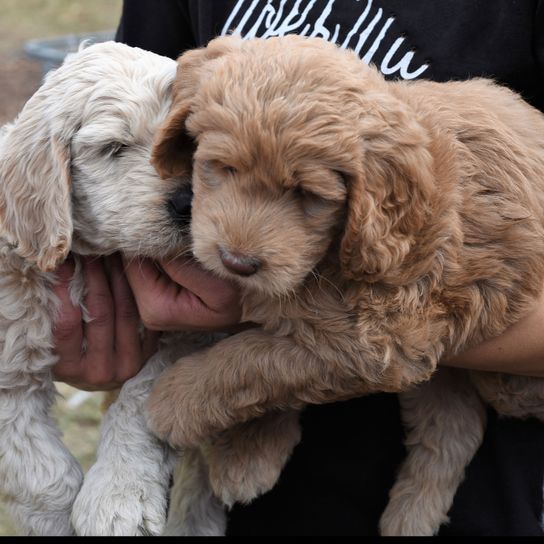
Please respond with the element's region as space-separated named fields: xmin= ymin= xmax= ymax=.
xmin=148 ymin=35 xmax=544 ymax=535
xmin=0 ymin=41 xmax=223 ymax=536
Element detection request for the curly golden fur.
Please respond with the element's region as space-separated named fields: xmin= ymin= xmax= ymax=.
xmin=148 ymin=35 xmax=544 ymax=535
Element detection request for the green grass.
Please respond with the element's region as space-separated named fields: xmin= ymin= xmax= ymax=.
xmin=0 ymin=0 xmax=123 ymax=52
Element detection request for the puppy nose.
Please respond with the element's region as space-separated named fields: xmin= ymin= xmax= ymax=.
xmin=219 ymin=247 xmax=261 ymax=276
xmin=168 ymin=185 xmax=193 ymax=226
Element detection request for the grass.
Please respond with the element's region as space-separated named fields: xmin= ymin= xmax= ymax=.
xmin=0 ymin=0 xmax=123 ymax=53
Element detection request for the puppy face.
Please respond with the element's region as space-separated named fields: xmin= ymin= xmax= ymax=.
xmin=153 ymin=36 xmax=436 ymax=295
xmin=68 ymin=77 xmax=190 ymax=258
xmin=0 ymin=42 xmax=191 ymax=271
xmin=189 ymin=125 xmax=349 ymax=297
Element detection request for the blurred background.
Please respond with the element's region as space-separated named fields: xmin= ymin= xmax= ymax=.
xmin=0 ymin=0 xmax=122 ymax=124
xmin=0 ymin=0 xmax=123 ymax=534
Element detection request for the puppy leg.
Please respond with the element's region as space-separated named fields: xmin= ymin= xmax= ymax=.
xmin=379 ymin=368 xmax=486 ymax=536
xmin=470 ymin=371 xmax=544 ymax=420
xmin=204 ymin=410 xmax=302 ymax=507
xmin=164 ymin=449 xmax=227 ymax=536
xmin=146 ymin=328 xmax=426 ymax=450
xmin=71 ymin=351 xmax=178 ymax=536
xmin=145 ymin=331 xmax=333 ymax=449
xmin=0 ymin=384 xmax=83 ymax=535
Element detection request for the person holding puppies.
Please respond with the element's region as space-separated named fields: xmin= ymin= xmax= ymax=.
xmin=53 ymin=0 xmax=544 ymax=536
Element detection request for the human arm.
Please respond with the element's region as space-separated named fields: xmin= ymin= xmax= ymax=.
xmin=442 ymin=287 xmax=544 ymax=378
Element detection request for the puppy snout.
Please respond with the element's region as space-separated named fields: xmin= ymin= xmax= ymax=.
xmin=168 ymin=185 xmax=193 ymax=227
xmin=219 ymin=246 xmax=262 ymax=276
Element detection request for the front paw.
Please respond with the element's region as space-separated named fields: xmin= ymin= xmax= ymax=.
xmin=17 ymin=508 xmax=75 ymax=536
xmin=204 ymin=412 xmax=302 ymax=507
xmin=72 ymin=461 xmax=171 ymax=536
xmin=146 ymin=353 xmax=234 ymax=449
xmin=205 ymin=437 xmax=285 ymax=508
xmin=379 ymin=493 xmax=446 ymax=536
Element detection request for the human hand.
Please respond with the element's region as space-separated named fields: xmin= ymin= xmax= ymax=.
xmin=123 ymin=256 xmax=243 ymax=332
xmin=52 ymin=254 xmax=159 ymax=391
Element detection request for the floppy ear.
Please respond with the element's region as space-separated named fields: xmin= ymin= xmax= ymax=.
xmin=151 ymin=35 xmax=244 ymax=179
xmin=0 ymin=92 xmax=72 ymax=272
xmin=151 ymin=98 xmax=195 ymax=180
xmin=340 ymin=92 xmax=436 ymax=282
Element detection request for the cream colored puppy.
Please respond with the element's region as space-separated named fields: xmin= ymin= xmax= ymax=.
xmin=0 ymin=41 xmax=224 ymax=536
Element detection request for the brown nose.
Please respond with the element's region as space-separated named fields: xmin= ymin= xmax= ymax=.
xmin=219 ymin=246 xmax=261 ymax=276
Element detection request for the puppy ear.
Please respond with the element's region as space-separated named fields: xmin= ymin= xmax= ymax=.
xmin=151 ymin=35 xmax=244 ymax=179
xmin=340 ymin=93 xmax=435 ymax=282
xmin=0 ymin=93 xmax=72 ymax=272
xmin=151 ymin=99 xmax=195 ymax=180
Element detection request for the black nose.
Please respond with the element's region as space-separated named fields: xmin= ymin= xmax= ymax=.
xmin=168 ymin=185 xmax=193 ymax=227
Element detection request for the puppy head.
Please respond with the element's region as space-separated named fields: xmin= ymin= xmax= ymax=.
xmin=0 ymin=41 xmax=189 ymax=271
xmin=153 ymin=36 xmax=435 ymax=296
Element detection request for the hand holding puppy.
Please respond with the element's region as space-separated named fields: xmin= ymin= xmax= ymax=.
xmin=52 ymin=255 xmax=242 ymax=391
xmin=52 ymin=254 xmax=159 ymax=391
xmin=124 ymin=256 xmax=243 ymax=332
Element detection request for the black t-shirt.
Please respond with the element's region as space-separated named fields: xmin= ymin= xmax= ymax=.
xmin=116 ymin=0 xmax=544 ymax=536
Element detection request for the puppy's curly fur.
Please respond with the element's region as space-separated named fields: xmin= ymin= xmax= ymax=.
xmin=148 ymin=35 xmax=544 ymax=535
xmin=0 ymin=42 xmax=226 ymax=537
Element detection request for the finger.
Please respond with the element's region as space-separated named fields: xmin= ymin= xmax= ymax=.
xmin=125 ymin=257 xmax=241 ymax=331
xmin=109 ymin=254 xmax=148 ymax=381
xmin=52 ymin=257 xmax=84 ymax=378
xmin=81 ymin=256 xmax=115 ymax=360
xmin=160 ymin=257 xmax=243 ymax=329
xmin=124 ymin=257 xmax=179 ymax=302
xmin=124 ymin=257 xmax=189 ymax=329
xmin=160 ymin=256 xmax=239 ymax=312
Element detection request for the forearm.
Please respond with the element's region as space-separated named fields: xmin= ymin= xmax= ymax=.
xmin=442 ymin=292 xmax=544 ymax=378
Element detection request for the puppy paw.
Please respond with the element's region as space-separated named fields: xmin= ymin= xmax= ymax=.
xmin=379 ymin=495 xmax=446 ymax=536
xmin=206 ymin=445 xmax=283 ymax=507
xmin=72 ymin=461 xmax=170 ymax=536
xmin=21 ymin=509 xmax=75 ymax=536
xmin=204 ymin=412 xmax=302 ymax=507
xmin=146 ymin=353 xmax=233 ymax=449
xmin=10 ymin=455 xmax=83 ymax=536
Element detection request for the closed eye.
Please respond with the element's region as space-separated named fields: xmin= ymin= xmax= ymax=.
xmin=221 ymin=164 xmax=237 ymax=176
xmin=293 ymin=186 xmax=333 ymax=216
xmin=292 ymin=169 xmax=347 ymax=216
xmin=202 ymin=159 xmax=237 ymax=177
xmin=101 ymin=142 xmax=129 ymax=158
